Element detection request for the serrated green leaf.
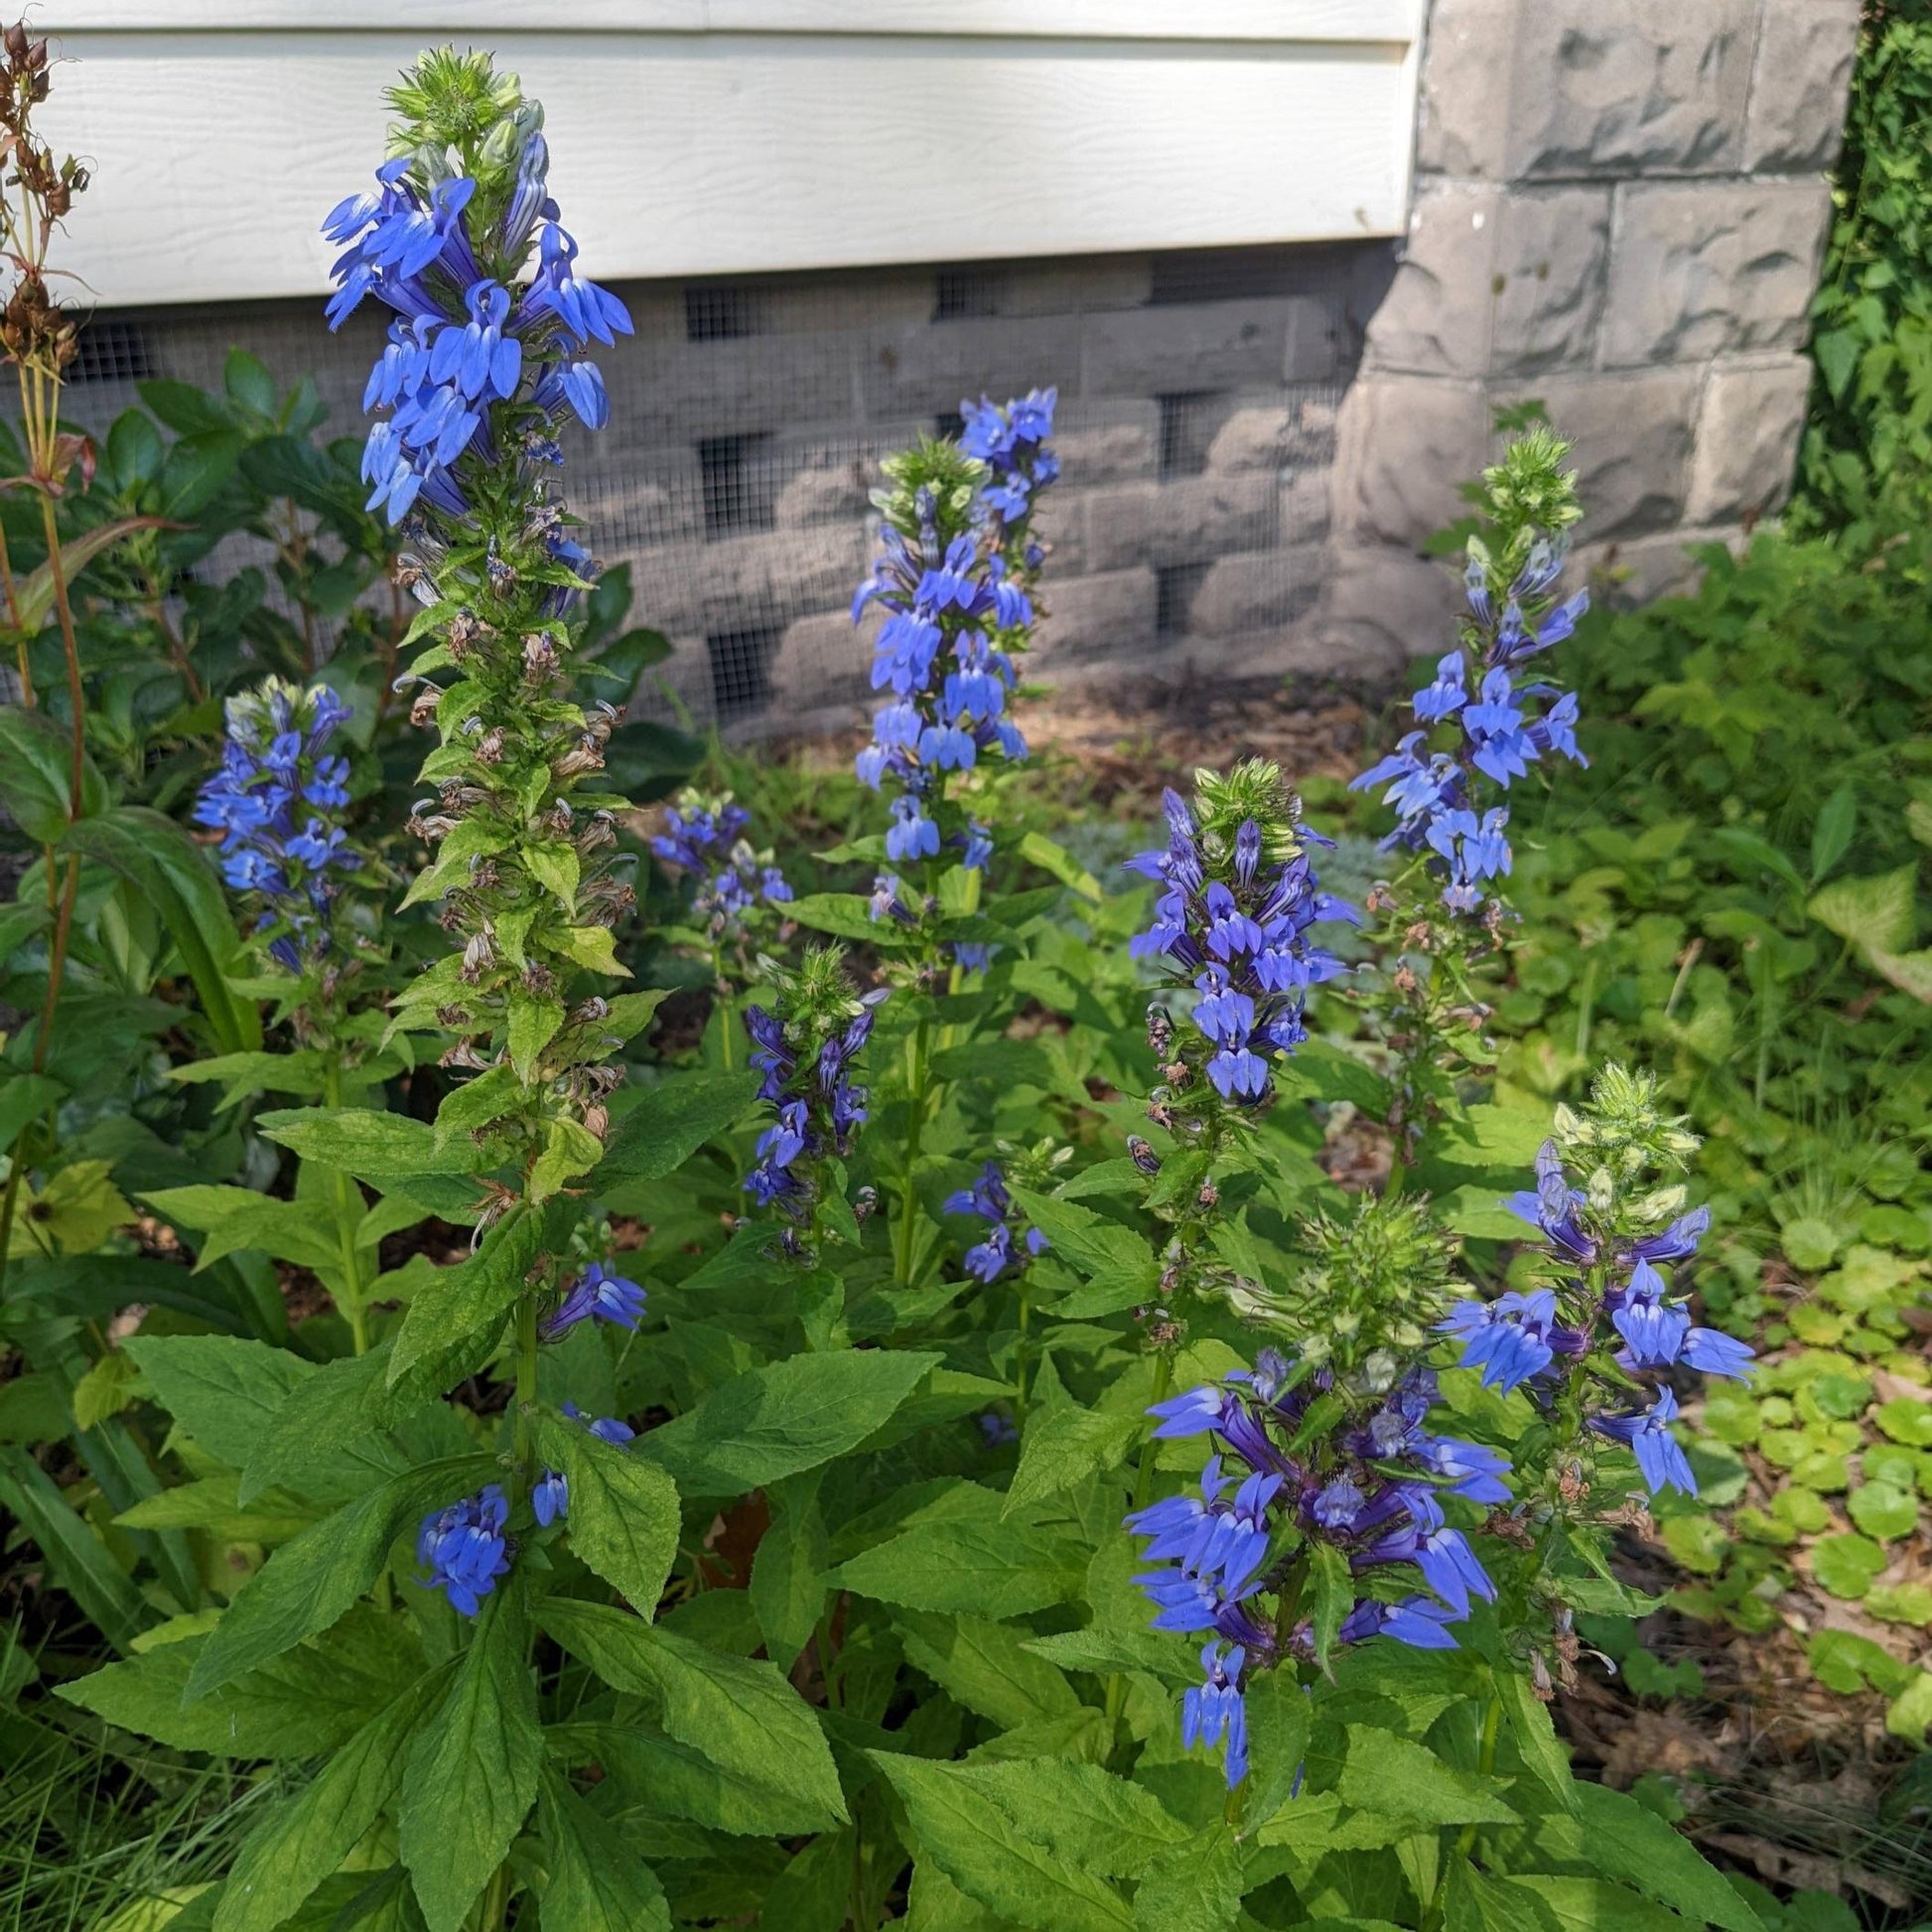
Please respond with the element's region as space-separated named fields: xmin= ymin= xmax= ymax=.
xmin=258 ymin=1108 xmax=482 ymax=1182
xmin=895 ymin=1610 xmax=1080 ymax=1730
xmin=536 ymin=1767 xmax=671 ymax=1932
xmin=597 ymin=1069 xmax=760 ymax=1188
xmin=1567 ymin=1781 xmax=1762 ymax=1932
xmin=1336 ymin=1724 xmax=1520 ymax=1828
xmin=541 ymin=1598 xmax=847 ymax=1832
xmin=1003 ymin=1403 xmax=1141 ymax=1518
xmin=399 ymin=1581 xmax=543 ymax=1932
xmin=833 ymin=1484 xmax=1082 ymax=1617
xmin=869 ymin=1752 xmax=1133 ymax=1932
xmin=533 ymin=1407 xmax=680 ymax=1613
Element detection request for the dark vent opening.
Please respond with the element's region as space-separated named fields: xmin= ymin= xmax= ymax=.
xmin=69 ymin=318 xmax=156 ymax=385
xmin=1157 ymin=563 xmax=1209 ymax=638
xmin=1150 ymin=246 xmax=1312 ymax=306
xmin=707 ymin=623 xmax=782 ymax=722
xmin=933 ymin=267 xmax=1006 ymax=322
xmin=933 ymin=409 xmax=966 ymax=444
xmin=699 ymin=432 xmax=776 ymax=538
xmin=686 ymin=284 xmax=763 ymax=342
xmin=1158 ymin=392 xmax=1220 ymax=481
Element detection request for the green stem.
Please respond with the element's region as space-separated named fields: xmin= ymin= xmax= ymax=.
xmin=1012 ymin=1284 xmax=1032 ymax=1430
xmin=512 ymin=1291 xmax=540 ymax=1500
xmin=1426 ymin=1672 xmax=1500 ymax=1927
xmin=1107 ymin=1346 xmax=1177 ymax=1758
xmin=324 ymin=1055 xmax=371 ymax=1354
xmin=714 ymin=946 xmax=736 ymax=1071
xmin=893 ymin=1012 xmax=931 ymax=1287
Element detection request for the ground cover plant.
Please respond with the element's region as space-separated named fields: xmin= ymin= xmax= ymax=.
xmin=0 ymin=32 xmax=1920 ymax=1932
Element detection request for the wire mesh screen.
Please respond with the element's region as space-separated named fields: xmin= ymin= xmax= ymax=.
xmin=51 ymin=242 xmax=1378 ymax=738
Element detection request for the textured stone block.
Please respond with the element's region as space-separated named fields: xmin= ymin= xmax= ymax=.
xmin=862 ymin=312 xmax=1085 ymax=417
xmin=1204 ymin=402 xmax=1293 ymax=475
xmin=759 ymin=269 xmax=937 ymax=335
xmin=1084 ymin=475 xmax=1279 ymax=572
xmin=768 ymin=424 xmax=922 ymax=529
xmin=1081 ymin=298 xmax=1311 ymax=396
xmin=1296 ymin=395 xmax=1341 ymax=462
xmin=1029 ymin=487 xmax=1090 ymax=577
xmin=1333 ymin=377 xmax=1489 ymax=550
xmin=1685 ymin=356 xmax=1812 ymax=523
xmin=1280 ymin=468 xmax=1333 ymax=546
xmin=1574 ymin=528 xmax=1733 ymax=607
xmin=999 ymin=255 xmax=1154 ymax=317
xmin=1491 ymin=188 xmax=1614 ymax=375
xmin=615 ymin=332 xmax=861 ymax=440
xmin=768 ymin=608 xmax=879 ymax=712
xmin=1506 ymin=0 xmax=1756 ymax=177
xmin=1052 ymin=399 xmax=1160 ymax=482
xmin=1534 ymin=369 xmax=1700 ymax=540
xmin=1369 ymin=182 xmax=1610 ymax=380
xmin=631 ymin=525 xmax=869 ymax=635
xmin=1367 ymin=183 xmax=1501 ymax=379
xmin=1602 ymin=181 xmax=1832 ymax=366
xmin=1310 ymin=546 xmax=1454 ymax=678
xmin=1418 ymin=0 xmax=1518 ymax=179
xmin=1034 ymin=567 xmax=1158 ymax=661
xmin=1744 ymin=1 xmax=1863 ymax=173
xmin=1187 ymin=545 xmax=1326 ymax=637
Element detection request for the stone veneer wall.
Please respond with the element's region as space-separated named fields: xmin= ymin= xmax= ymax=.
xmin=39 ymin=0 xmax=1860 ymax=727
xmin=1319 ymin=0 xmax=1862 ymax=673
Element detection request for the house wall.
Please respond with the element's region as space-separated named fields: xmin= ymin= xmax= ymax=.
xmin=31 ymin=0 xmax=1862 ymax=734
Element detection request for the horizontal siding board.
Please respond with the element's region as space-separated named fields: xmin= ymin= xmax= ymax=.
xmin=43 ymin=31 xmax=1417 ymax=306
xmin=44 ymin=3 xmax=1423 ymax=41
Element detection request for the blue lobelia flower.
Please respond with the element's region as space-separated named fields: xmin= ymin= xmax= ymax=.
xmin=324 ymin=91 xmax=630 ymax=528
xmin=1126 ymin=1348 xmax=1509 ymax=1785
xmin=1591 ymin=1386 xmax=1697 ymax=1495
xmin=944 ymin=1160 xmax=1049 ymax=1285
xmin=195 ymin=678 xmax=363 ymax=974
xmin=651 ymin=787 xmax=792 ymax=948
xmin=542 ymin=1260 xmax=646 ymax=1341
xmin=418 ymin=1484 xmax=512 ymax=1615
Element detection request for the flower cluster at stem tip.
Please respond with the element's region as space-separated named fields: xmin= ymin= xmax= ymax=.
xmin=1350 ymin=428 xmax=1590 ymax=912
xmin=1130 ymin=759 xmax=1355 ymax=1107
xmin=1443 ymin=1062 xmax=1752 ymax=1497
xmin=323 ymin=47 xmax=631 ymax=526
xmin=945 ymin=1160 xmax=1049 ymax=1286
xmin=743 ymin=946 xmax=887 ymax=1254
xmin=194 ymin=678 xmax=360 ymax=973
xmin=854 ymin=391 xmax=1056 ymax=924
xmin=650 ymin=786 xmax=792 ymax=945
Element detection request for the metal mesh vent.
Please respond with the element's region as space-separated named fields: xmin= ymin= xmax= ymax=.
xmin=699 ymin=432 xmax=776 ymax=537
xmin=686 ymin=283 xmax=763 ymax=342
xmin=707 ymin=623 xmax=782 ymax=721
xmin=69 ymin=318 xmax=156 ymax=385
xmin=933 ymin=267 xmax=1007 ymax=322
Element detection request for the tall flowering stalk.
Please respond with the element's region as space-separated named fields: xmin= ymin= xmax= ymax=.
xmin=1347 ymin=428 xmax=1589 ymax=1174
xmin=324 ymin=50 xmax=638 ymax=1521
xmin=651 ymin=784 xmax=792 ymax=1067
xmin=1126 ymin=1196 xmax=1512 ymax=1792
xmin=1444 ymin=1064 xmax=1752 ymax=1691
xmin=1127 ymin=759 xmax=1351 ymax=1309
xmin=844 ymin=401 xmax=1056 ymax=1284
xmin=743 ymin=945 xmax=885 ymax=1259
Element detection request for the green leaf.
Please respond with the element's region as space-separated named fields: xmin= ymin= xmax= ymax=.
xmin=0 ymin=1446 xmax=152 ymax=1652
xmin=1008 ymin=1187 xmax=1158 ymax=1309
xmin=1499 ymin=1875 xmax=1685 ymax=1932
xmin=399 ymin=1581 xmax=543 ymax=1932
xmin=1875 ymin=1397 xmax=1932 ymax=1448
xmin=868 ymin=1751 xmax=1133 ymax=1932
xmin=1567 ymin=1782 xmax=1763 ymax=1932
xmin=1495 ymin=1666 xmax=1579 ymax=1816
xmin=945 ymin=1758 xmax=1188 ymax=1880
xmin=1810 ymin=780 xmax=1859 ymax=885
xmin=1018 ymin=830 xmax=1102 ymax=902
xmin=1132 ymin=1821 xmax=1243 ymax=1932
xmin=1808 ymin=865 xmax=1916 ymax=957
xmin=66 ymin=806 xmax=260 ymax=1054
xmin=1809 ymin=1531 xmax=1889 ymax=1598
xmin=833 ymin=1484 xmax=1082 ymax=1617
xmin=1243 ymin=1667 xmax=1313 ymax=1823
xmin=212 ymin=1663 xmax=453 ymax=1932
xmin=785 ymin=893 xmax=894 ymax=942
xmin=122 ymin=1334 xmax=312 ymax=1468
xmin=188 ymin=1456 xmax=493 ymax=1698
xmin=1003 ymin=1403 xmax=1141 ymax=1518
xmin=533 ymin=1406 xmax=681 ymax=1612
xmin=549 ymin=1719 xmax=820 ymax=1839
xmin=0 ymin=702 xmax=106 ymax=843
xmin=750 ymin=1470 xmax=829 ymax=1670
xmin=1306 ymin=1541 xmax=1354 ymax=1673
xmin=541 ymin=1598 xmax=848 ymax=1832
xmin=1443 ymin=1860 xmax=1556 ymax=1932
xmin=388 ymin=1207 xmax=559 ymax=1395
xmin=505 ymin=984 xmax=567 ymax=1082
xmin=894 ymin=1610 xmax=1081 ymax=1731
xmin=638 ymin=1347 xmax=940 ymax=1497
xmin=597 ymin=1069 xmax=761 ymax=1188
xmin=1847 ymin=1479 xmax=1919 ymax=1542
xmin=238 ymin=1348 xmax=402 ymax=1505
xmin=57 ymin=1605 xmax=420 ymax=1759
xmin=1336 ymin=1724 xmax=1520 ymax=1828
xmin=258 ymin=1108 xmax=482 ymax=1182
xmin=536 ymin=1767 xmax=671 ymax=1932
xmin=0 ymin=1071 xmax=62 ymax=1155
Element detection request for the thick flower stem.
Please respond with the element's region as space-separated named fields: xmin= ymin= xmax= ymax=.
xmin=324 ymin=1056 xmax=370 ymax=1354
